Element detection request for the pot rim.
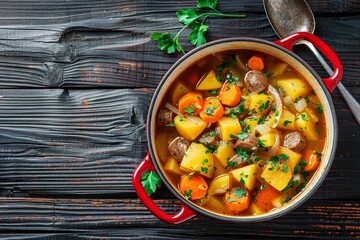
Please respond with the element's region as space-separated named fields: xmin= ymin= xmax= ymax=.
xmin=146 ymin=37 xmax=337 ymax=222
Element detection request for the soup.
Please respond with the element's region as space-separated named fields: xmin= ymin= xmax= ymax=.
xmin=155 ymin=50 xmax=325 ymax=216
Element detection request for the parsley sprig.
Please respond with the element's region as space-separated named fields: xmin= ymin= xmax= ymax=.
xmin=141 ymin=171 xmax=162 ymax=196
xmin=150 ymin=0 xmax=245 ymax=54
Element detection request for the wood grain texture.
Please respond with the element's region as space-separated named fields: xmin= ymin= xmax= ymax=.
xmin=0 ymin=1 xmax=357 ymax=89
xmin=0 ymin=0 xmax=357 ymax=238
xmin=0 ymin=198 xmax=358 ymax=239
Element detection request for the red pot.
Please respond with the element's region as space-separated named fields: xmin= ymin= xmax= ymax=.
xmin=132 ymin=32 xmax=343 ymax=224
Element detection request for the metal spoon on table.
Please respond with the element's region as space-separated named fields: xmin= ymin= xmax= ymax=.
xmin=263 ymin=0 xmax=360 ymax=125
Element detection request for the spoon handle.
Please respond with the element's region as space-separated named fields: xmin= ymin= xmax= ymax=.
xmin=302 ymin=40 xmax=360 ymax=125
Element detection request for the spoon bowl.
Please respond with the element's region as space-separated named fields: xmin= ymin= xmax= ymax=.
xmin=264 ymin=0 xmax=316 ymax=38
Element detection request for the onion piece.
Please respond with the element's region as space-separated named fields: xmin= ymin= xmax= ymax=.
xmin=268 ymin=130 xmax=280 ymax=156
xmin=255 ymin=124 xmax=271 ymax=135
xmin=268 ymin=85 xmax=283 ymax=128
xmin=165 ymin=103 xmax=182 ymax=116
xmin=235 ymin=54 xmax=249 ymax=72
xmin=294 ymin=98 xmax=307 ymax=112
xmin=164 ymin=102 xmax=204 ymax=125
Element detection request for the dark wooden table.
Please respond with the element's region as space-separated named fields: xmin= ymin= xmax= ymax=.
xmin=0 ymin=0 xmax=358 ymax=239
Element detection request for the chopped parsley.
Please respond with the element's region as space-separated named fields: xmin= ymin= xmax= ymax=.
xmin=314 ymin=151 xmax=322 ymax=161
xmin=278 ymin=154 xmax=289 ymax=161
xmin=264 ymin=71 xmax=273 ymax=78
xmin=201 ymin=167 xmax=208 ymax=174
xmin=202 ymin=159 xmax=209 ymax=165
xmin=282 ymin=165 xmax=289 ymax=173
xmin=217 ymin=54 xmax=236 ymax=72
xmin=237 ymin=132 xmax=248 ymax=140
xmin=294 ymin=160 xmax=307 ymax=174
xmin=234 ymin=188 xmax=247 ymax=198
xmin=315 ymin=103 xmax=323 ymax=114
xmin=184 ymin=189 xmax=192 ymax=199
xmin=209 ymin=89 xmax=218 ymax=95
xmin=258 ymin=116 xmax=266 ymax=125
xmin=283 ymin=120 xmax=292 ymax=127
xmin=300 ymin=113 xmax=308 ymax=121
xmin=225 ymin=72 xmax=239 ymax=85
xmin=258 ymin=100 xmax=270 ymax=112
xmin=204 ymin=105 xmax=217 ymax=116
xmin=183 ymin=104 xmax=195 ymax=114
xmin=166 ymin=121 xmax=175 ymax=127
xmin=234 ymin=148 xmax=249 ymax=162
xmin=257 ymin=139 xmax=267 ymax=149
xmin=311 ymin=89 xmax=317 ymax=96
xmin=216 ymin=75 xmax=224 ymax=82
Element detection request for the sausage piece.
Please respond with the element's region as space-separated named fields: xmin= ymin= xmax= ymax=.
xmin=235 ymin=133 xmax=258 ymax=152
xmin=198 ymin=131 xmax=220 ymax=146
xmin=244 ymin=70 xmax=269 ymax=93
xmin=283 ymin=131 xmax=306 ymax=152
xmin=157 ymin=108 xmax=174 ymax=127
xmin=168 ymin=137 xmax=190 ymax=161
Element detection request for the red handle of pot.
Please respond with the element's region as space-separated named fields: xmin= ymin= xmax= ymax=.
xmin=132 ymin=151 xmax=196 ymax=224
xmin=274 ymin=32 xmax=343 ymax=93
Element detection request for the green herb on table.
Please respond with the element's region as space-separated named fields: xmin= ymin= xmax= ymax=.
xmin=141 ymin=171 xmax=162 ymax=196
xmin=150 ymin=0 xmax=246 ymax=54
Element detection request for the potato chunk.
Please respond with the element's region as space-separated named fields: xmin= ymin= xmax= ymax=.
xmin=278 ymin=109 xmax=296 ymax=130
xmin=231 ymin=164 xmax=257 ymax=190
xmin=261 ymin=162 xmax=292 ymax=191
xmin=196 ymin=70 xmax=223 ymax=90
xmin=258 ymin=133 xmax=276 ymax=148
xmin=214 ymin=141 xmax=235 ymax=167
xmin=295 ymin=112 xmax=319 ymax=141
xmin=170 ymin=81 xmax=190 ymax=105
xmin=180 ymin=142 xmax=214 ymax=178
xmin=276 ymin=146 xmax=302 ymax=172
xmin=248 ymin=94 xmax=273 ymax=115
xmin=277 ymin=78 xmax=310 ymax=100
xmin=217 ymin=116 xmax=242 ymax=141
xmin=174 ymin=115 xmax=207 ymax=140
xmin=164 ymin=156 xmax=186 ymax=175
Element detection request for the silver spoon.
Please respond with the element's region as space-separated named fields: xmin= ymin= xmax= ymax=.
xmin=264 ymin=0 xmax=360 ymax=125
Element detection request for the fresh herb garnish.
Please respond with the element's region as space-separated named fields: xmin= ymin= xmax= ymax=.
xmin=217 ymin=54 xmax=236 ymax=72
xmin=264 ymin=71 xmax=273 ymax=78
xmin=278 ymin=154 xmax=289 ymax=161
xmin=141 ymin=171 xmax=162 ymax=196
xmin=283 ymin=120 xmax=292 ymax=127
xmin=209 ymin=89 xmax=218 ymax=95
xmin=234 ymin=188 xmax=247 ymax=198
xmin=300 ymin=113 xmax=308 ymax=121
xmin=234 ymin=148 xmax=249 ymax=162
xmin=150 ymin=0 xmax=246 ymax=54
xmin=257 ymin=139 xmax=267 ymax=149
xmin=184 ymin=189 xmax=192 ymax=199
xmin=204 ymin=105 xmax=217 ymax=116
xmin=184 ymin=104 xmax=196 ymax=114
xmin=315 ymin=103 xmax=323 ymax=114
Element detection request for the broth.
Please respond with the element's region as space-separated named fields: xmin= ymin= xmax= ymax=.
xmin=155 ymin=50 xmax=326 ymax=216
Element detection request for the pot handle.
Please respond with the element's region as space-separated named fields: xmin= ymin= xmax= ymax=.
xmin=132 ymin=151 xmax=196 ymax=224
xmin=274 ymin=32 xmax=343 ymax=93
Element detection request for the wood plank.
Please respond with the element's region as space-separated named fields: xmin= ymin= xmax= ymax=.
xmin=0 ymin=89 xmax=358 ymax=198
xmin=0 ymin=198 xmax=357 ymax=239
xmin=0 ymin=1 xmax=356 ymax=88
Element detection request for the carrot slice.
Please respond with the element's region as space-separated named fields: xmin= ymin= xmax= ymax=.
xmin=303 ymin=150 xmax=321 ymax=172
xmin=248 ymin=55 xmax=265 ymax=70
xmin=199 ymin=98 xmax=224 ymax=123
xmin=178 ymin=92 xmax=204 ymax=115
xmin=254 ymin=184 xmax=280 ymax=212
xmin=179 ymin=174 xmax=208 ymax=200
xmin=218 ymin=82 xmax=242 ymax=107
xmin=224 ymin=187 xmax=250 ymax=213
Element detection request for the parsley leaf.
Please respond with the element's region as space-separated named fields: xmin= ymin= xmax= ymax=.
xmin=150 ymin=32 xmax=184 ymax=54
xmin=141 ymin=171 xmax=162 ymax=196
xmin=197 ymin=0 xmax=217 ymax=9
xmin=257 ymin=139 xmax=267 ymax=149
xmin=176 ymin=8 xmax=200 ymax=26
xmin=234 ymin=188 xmax=247 ymax=198
xmin=188 ymin=21 xmax=209 ymax=46
xmin=184 ymin=104 xmax=196 ymax=114
xmin=151 ymin=3 xmax=245 ymax=54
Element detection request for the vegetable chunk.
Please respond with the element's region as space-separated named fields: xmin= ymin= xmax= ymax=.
xmin=180 ymin=174 xmax=208 ymax=200
xmin=208 ymin=174 xmax=231 ymax=195
xmin=261 ymin=162 xmax=292 ymax=191
xmin=196 ymin=70 xmax=223 ymax=90
xmin=174 ymin=115 xmax=207 ymax=140
xmin=217 ymin=116 xmax=242 ymax=141
xmin=231 ymin=164 xmax=257 ymax=190
xmin=214 ymin=141 xmax=235 ymax=167
xmin=277 ymin=78 xmax=310 ymax=100
xmin=180 ymin=142 xmax=214 ymax=178
xmin=224 ymin=187 xmax=250 ymax=213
